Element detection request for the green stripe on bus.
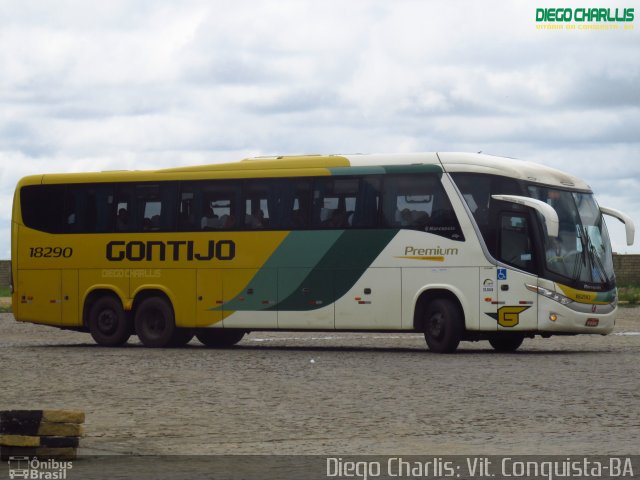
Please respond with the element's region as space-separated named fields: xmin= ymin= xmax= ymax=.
xmin=216 ymin=231 xmax=342 ymax=312
xmin=272 ymin=229 xmax=398 ymax=311
xmin=382 ymin=164 xmax=443 ymax=175
xmin=329 ymin=166 xmax=387 ymax=176
xmin=216 ymin=229 xmax=398 ymax=312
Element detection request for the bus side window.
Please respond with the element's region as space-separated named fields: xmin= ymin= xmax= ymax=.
xmin=352 ymin=177 xmax=380 ymax=228
xmin=178 ymin=181 xmax=240 ymax=231
xmin=278 ymin=179 xmax=312 ymax=230
xmin=178 ymin=190 xmax=196 ymax=230
xmin=114 ymin=185 xmax=133 ymax=232
xmin=131 ymin=183 xmax=177 ymax=232
xmin=64 ymin=184 xmax=114 ymax=233
xmin=382 ymin=174 xmax=463 ymax=240
xmin=20 ymin=185 xmax=65 ymax=233
xmin=382 ymin=175 xmax=432 ymax=229
xmin=242 ymin=180 xmax=277 ymax=229
xmin=312 ymin=178 xmax=358 ymax=229
xmin=201 ymin=181 xmax=241 ymax=230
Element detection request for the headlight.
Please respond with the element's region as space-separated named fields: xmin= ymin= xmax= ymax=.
xmin=526 ymin=284 xmax=573 ymax=305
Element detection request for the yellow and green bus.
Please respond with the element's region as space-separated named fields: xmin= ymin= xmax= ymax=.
xmin=10 ymin=153 xmax=635 ymax=352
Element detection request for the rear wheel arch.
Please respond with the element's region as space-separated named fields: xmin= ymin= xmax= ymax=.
xmin=133 ymin=290 xmax=177 ymax=348
xmin=131 ymin=288 xmax=173 ymax=322
xmin=83 ymin=289 xmax=131 ymax=347
xmin=83 ymin=288 xmax=128 ymax=330
xmin=413 ymin=288 xmax=465 ymax=331
xmin=414 ymin=288 xmax=466 ymax=353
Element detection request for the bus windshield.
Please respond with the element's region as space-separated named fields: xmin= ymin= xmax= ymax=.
xmin=527 ymin=186 xmax=614 ymax=285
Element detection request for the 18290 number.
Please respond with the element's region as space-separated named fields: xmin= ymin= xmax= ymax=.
xmin=29 ymin=247 xmax=73 ymax=258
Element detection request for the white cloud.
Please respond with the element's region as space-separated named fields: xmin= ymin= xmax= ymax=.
xmin=0 ymin=0 xmax=639 ymax=255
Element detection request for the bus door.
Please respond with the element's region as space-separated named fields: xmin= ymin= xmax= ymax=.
xmin=495 ymin=212 xmax=538 ymax=332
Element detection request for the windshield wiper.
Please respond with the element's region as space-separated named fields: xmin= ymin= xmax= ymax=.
xmin=585 ymin=230 xmax=610 ymax=284
xmin=572 ymin=225 xmax=587 ymax=282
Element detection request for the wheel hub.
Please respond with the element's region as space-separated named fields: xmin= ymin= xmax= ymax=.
xmin=97 ymin=309 xmax=117 ymax=334
xmin=428 ymin=313 xmax=444 ymax=339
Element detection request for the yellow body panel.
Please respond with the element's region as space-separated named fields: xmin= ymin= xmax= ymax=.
xmin=556 ymin=283 xmax=613 ymax=305
xmin=13 ymin=221 xmax=290 ymax=328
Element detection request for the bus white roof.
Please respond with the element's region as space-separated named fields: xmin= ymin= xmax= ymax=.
xmin=344 ymin=152 xmax=591 ymax=191
xmin=23 ymin=151 xmax=590 ymax=192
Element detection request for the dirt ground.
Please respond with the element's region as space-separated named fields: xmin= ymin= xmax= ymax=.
xmin=1 ymin=308 xmax=639 ymax=478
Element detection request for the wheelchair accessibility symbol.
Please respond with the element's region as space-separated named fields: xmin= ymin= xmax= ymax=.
xmin=497 ymin=268 xmax=507 ymax=281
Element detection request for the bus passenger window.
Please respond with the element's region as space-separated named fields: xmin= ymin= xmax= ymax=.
xmin=281 ymin=179 xmax=311 ymax=230
xmin=243 ymin=180 xmax=275 ymax=229
xmin=116 ymin=207 xmax=129 ymax=231
xmin=179 ymin=181 xmax=239 ymax=231
xmin=351 ymin=177 xmax=380 ymax=228
xmin=20 ymin=185 xmax=65 ymax=233
xmin=382 ymin=176 xmax=432 ymax=229
xmin=64 ymin=184 xmax=113 ymax=233
xmin=312 ymin=178 xmax=358 ymax=229
xmin=200 ymin=205 xmax=218 ymax=230
xmin=382 ymin=174 xmax=463 ymax=240
xmin=114 ymin=185 xmax=133 ymax=232
xmin=179 ymin=191 xmax=196 ymax=230
xmin=135 ymin=184 xmax=164 ymax=232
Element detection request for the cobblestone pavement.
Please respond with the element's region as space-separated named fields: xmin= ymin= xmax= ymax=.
xmin=1 ymin=309 xmax=639 ymax=456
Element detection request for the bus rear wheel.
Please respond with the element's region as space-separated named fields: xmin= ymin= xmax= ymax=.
xmin=423 ymin=298 xmax=463 ymax=353
xmin=196 ymin=329 xmax=245 ymax=348
xmin=89 ymin=296 xmax=131 ymax=347
xmin=134 ymin=297 xmax=176 ymax=348
xmin=488 ymin=334 xmax=524 ymax=352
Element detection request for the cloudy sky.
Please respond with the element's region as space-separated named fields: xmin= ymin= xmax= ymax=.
xmin=1 ymin=0 xmax=638 ymax=258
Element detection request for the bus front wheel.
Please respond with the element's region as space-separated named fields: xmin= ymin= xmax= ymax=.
xmin=134 ymin=297 xmax=176 ymax=348
xmin=89 ymin=296 xmax=131 ymax=347
xmin=423 ymin=298 xmax=463 ymax=353
xmin=488 ymin=334 xmax=524 ymax=352
xmin=196 ymin=329 xmax=245 ymax=348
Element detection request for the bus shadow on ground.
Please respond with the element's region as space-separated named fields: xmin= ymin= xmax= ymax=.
xmin=21 ymin=342 xmax=612 ymax=355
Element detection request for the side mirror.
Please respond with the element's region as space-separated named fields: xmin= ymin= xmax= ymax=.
xmin=491 ymin=195 xmax=559 ymax=238
xmin=600 ymin=206 xmax=635 ymax=246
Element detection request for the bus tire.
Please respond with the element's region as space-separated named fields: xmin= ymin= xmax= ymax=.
xmin=423 ymin=298 xmax=463 ymax=353
xmin=488 ymin=334 xmax=524 ymax=352
xmin=134 ymin=297 xmax=176 ymax=348
xmin=168 ymin=328 xmax=195 ymax=347
xmin=88 ymin=296 xmax=131 ymax=347
xmin=196 ymin=329 xmax=245 ymax=348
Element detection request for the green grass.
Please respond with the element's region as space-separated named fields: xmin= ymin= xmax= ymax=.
xmin=0 ymin=286 xmax=11 ymax=312
xmin=618 ymin=285 xmax=640 ymax=305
